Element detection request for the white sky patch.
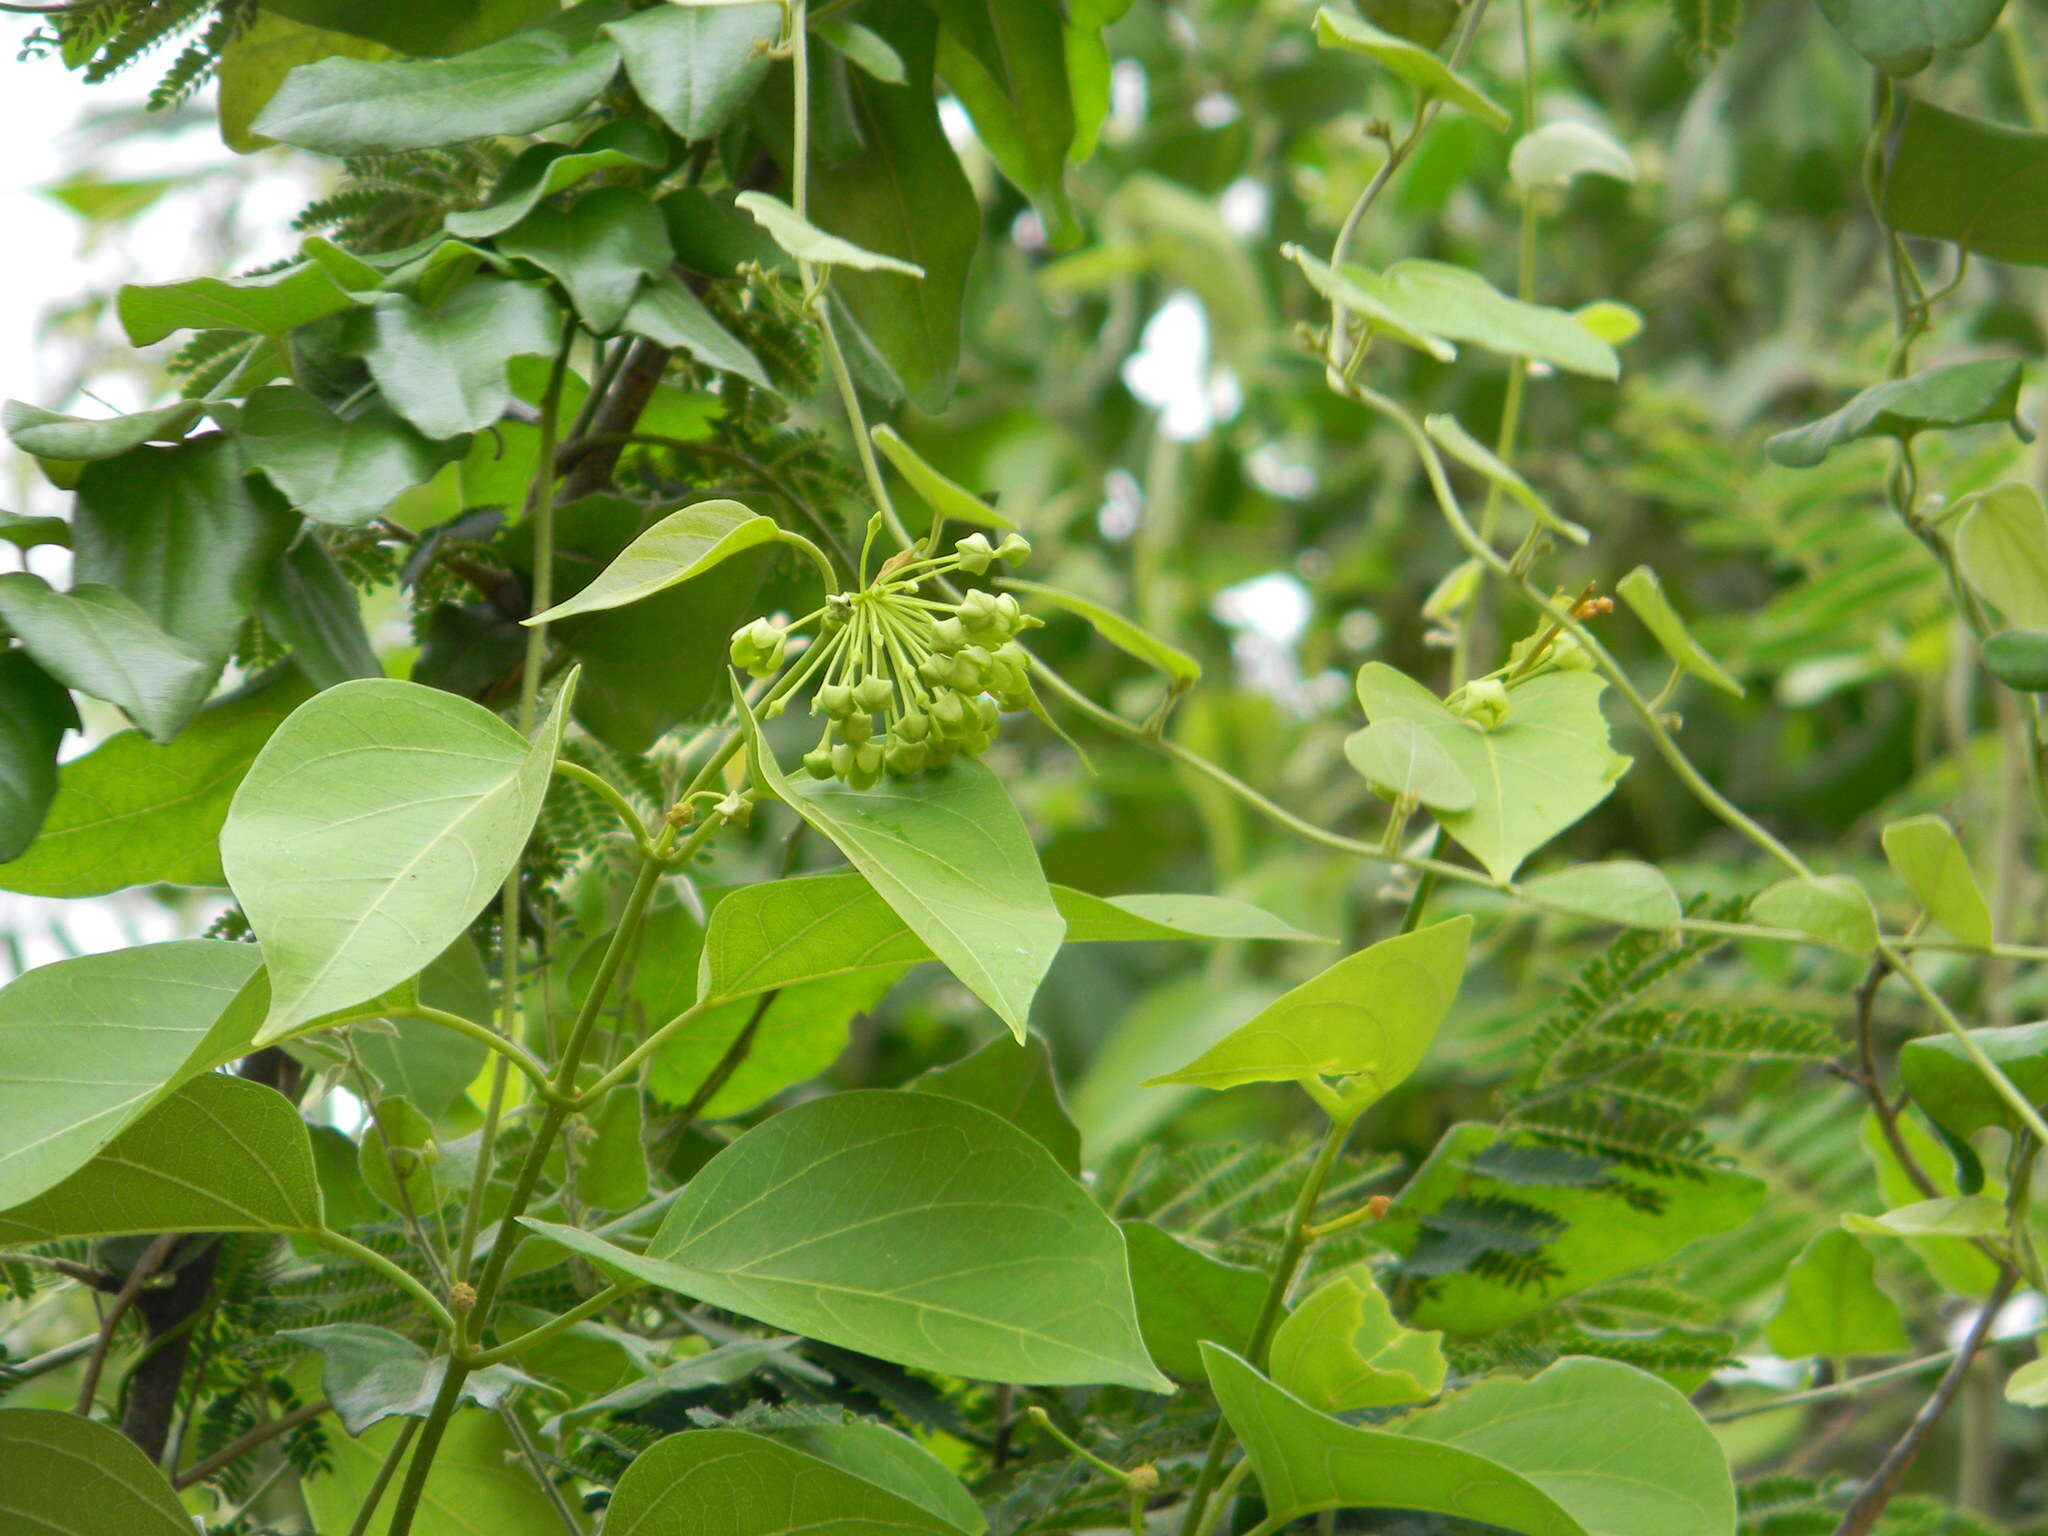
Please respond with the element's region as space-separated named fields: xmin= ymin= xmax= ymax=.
xmin=1218 ymin=176 xmax=1270 ymax=239
xmin=1097 ymin=467 xmax=1143 ymax=543
xmin=1121 ymin=290 xmax=1240 ymax=441
xmin=1106 ymin=59 xmax=1147 ymax=145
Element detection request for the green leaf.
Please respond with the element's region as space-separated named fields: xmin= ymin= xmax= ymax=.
xmin=603 ymin=1427 xmax=970 ymax=1536
xmin=363 ymin=277 xmax=564 ymax=440
xmin=1121 ymin=1221 xmax=1267 ymax=1381
xmin=1392 ymin=1356 xmax=1738 ymax=1536
xmin=621 ymin=271 xmax=774 ymax=389
xmin=1983 ymin=628 xmax=2048 ymax=691
xmin=1616 ymin=565 xmax=1744 ymax=696
xmin=253 ymin=15 xmax=624 ymax=155
xmin=822 ymin=18 xmax=907 ymax=82
xmin=499 ymin=187 xmax=672 ymax=335
xmin=1281 ymin=244 xmax=1454 ymax=361
xmin=263 ymin=0 xmax=558 ymax=59
xmin=300 ymin=1411 xmax=564 ymax=1536
xmin=604 ymin=2 xmax=780 ymax=141
xmin=1509 ymin=121 xmax=1637 ymax=190
xmin=1841 ymin=1195 xmax=2005 ymax=1239
xmin=1345 ymin=719 xmax=1476 ymax=813
xmin=1749 ymin=874 xmax=1878 ymax=954
xmin=753 ymin=1420 xmax=985 ymax=1534
xmin=1203 ymin=1344 xmax=1586 ymax=1536
xmin=1270 ymin=1267 xmax=1446 ymax=1411
xmin=1356 ymin=664 xmax=1631 ymax=883
xmin=998 ymin=577 xmax=1200 ymax=686
xmin=1955 ymin=482 xmax=2048 ymax=629
xmin=912 ymin=1031 xmax=1081 ymax=1174
xmin=445 ymin=121 xmax=669 ymax=239
xmin=285 ymin=1324 xmax=532 ymax=1436
xmin=3 ymin=398 xmax=202 ymax=460
xmin=1883 ymin=98 xmax=2048 ymax=266
xmin=1520 ymin=862 xmax=1682 ymax=930
xmin=239 ymin=385 xmax=465 ymax=528
xmin=0 ymin=666 xmax=310 ymax=897
xmin=579 ymin=1083 xmax=651 ymax=1209
xmin=1423 ymin=414 xmax=1587 ymax=544
xmin=223 ymin=677 xmax=573 ymax=1040
xmin=0 ymin=574 xmax=211 ymax=743
xmin=217 ymin=11 xmax=396 ymax=154
xmin=542 ymin=1337 xmax=810 ymax=1430
xmin=801 ymin=5 xmax=978 ymax=411
xmin=258 ymin=533 xmax=384 ymax=689
xmin=116 ymin=261 xmax=361 ymax=345
xmin=73 ymin=436 xmax=297 ymax=685
xmin=2006 ymin=1357 xmax=2048 ymax=1407
xmin=0 ymin=1410 xmax=194 ymax=1536
xmin=1859 ymin=1111 xmax=2000 ymax=1298
xmin=1073 ymin=977 xmax=1286 ymax=1156
xmin=351 ymin=939 xmax=493 ymax=1120
xmin=1336 ymin=261 xmax=1620 ymax=378
xmin=1058 ymin=890 xmax=1329 ymax=944
xmin=872 ymin=423 xmax=1017 ymax=531
xmin=358 ymin=1096 xmax=443 ymax=1216
xmin=526 ymin=499 xmax=780 ymax=624
xmin=1882 ymin=814 xmax=1992 ymax=948
xmin=1817 ymin=0 xmax=2004 ymax=73
xmin=1311 ymin=6 xmax=1509 ymax=130
xmin=736 ymin=190 xmax=926 ymax=276
xmin=1146 ymin=916 xmax=1470 ymax=1102
xmin=926 ymin=0 xmax=1080 ymax=242
xmin=741 ymin=698 xmax=1066 ymax=1041
xmin=1763 ymin=1229 xmax=1910 ymax=1358
xmin=525 ymin=1090 xmax=1169 ymax=1389
xmin=1765 ymin=360 xmax=2029 ymax=468
xmin=1899 ymin=1019 xmax=2048 ymax=1142
xmin=0 ymin=509 xmax=69 ymax=551
xmin=0 ymin=1073 xmax=321 ymax=1243
xmin=0 ymin=652 xmax=74 ymax=862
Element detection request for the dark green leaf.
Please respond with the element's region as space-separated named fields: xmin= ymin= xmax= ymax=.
xmin=239 ymin=384 xmax=467 ymax=527
xmin=3 ymin=398 xmax=202 ymax=460
xmin=0 ymin=652 xmax=75 ymax=862
xmin=1984 ymin=628 xmax=2048 ymax=690
xmin=261 ymin=0 xmax=557 ymax=59
xmin=1884 ymin=99 xmax=2048 ymax=267
xmin=116 ymin=261 xmax=362 ymax=345
xmin=285 ymin=1323 xmax=533 ymax=1435
xmin=821 ymin=18 xmax=907 ymax=83
xmin=1764 ymin=359 xmax=2028 ymax=467
xmin=362 ymin=278 xmax=564 ymax=440
xmin=1817 ymin=0 xmax=2005 ymax=74
xmin=620 ymin=271 xmax=774 ymax=388
xmin=0 ymin=510 xmax=69 ymax=550
xmin=925 ymin=0 xmax=1079 ymax=241
xmin=259 ymin=534 xmax=384 ymax=689
xmin=445 ymin=120 xmax=668 ymax=240
xmin=499 ymin=187 xmax=672 ymax=335
xmin=912 ymin=1031 xmax=1081 ymax=1174
xmin=0 ymin=573 xmax=216 ymax=742
xmin=604 ymin=2 xmax=780 ymax=141
xmin=1121 ymin=1221 xmax=1266 ymax=1380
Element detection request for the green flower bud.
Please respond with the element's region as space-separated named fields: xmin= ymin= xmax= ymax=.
xmin=995 ymin=533 xmax=1032 ymax=564
xmin=830 ymin=742 xmax=857 ymax=779
xmin=919 ymin=653 xmax=954 ymax=688
xmin=803 ymin=746 xmax=836 ymax=780
xmin=817 ymin=682 xmax=856 ymax=719
xmin=958 ymin=589 xmax=1002 ymax=631
xmin=954 ymin=532 xmax=996 ymax=574
xmin=975 ymin=695 xmax=1001 ymax=734
xmin=928 ymin=616 xmax=967 ymax=654
xmin=885 ymin=739 xmax=928 ymax=776
xmin=855 ymin=741 xmax=884 ymax=776
xmin=1455 ymin=677 xmax=1511 ymax=730
xmin=1549 ymin=632 xmax=1595 ymax=672
xmin=852 ymin=674 xmax=894 ymax=712
xmin=951 ymin=646 xmax=993 ymax=690
xmin=836 ymin=711 xmax=874 ymax=746
xmin=930 ymin=691 xmax=969 ymax=733
xmin=895 ymin=710 xmax=931 ymax=743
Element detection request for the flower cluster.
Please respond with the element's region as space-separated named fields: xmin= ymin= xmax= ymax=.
xmin=731 ymin=530 xmax=1040 ymax=787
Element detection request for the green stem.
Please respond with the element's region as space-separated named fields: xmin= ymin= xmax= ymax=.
xmin=1178 ymin=1111 xmax=1359 ymax=1536
xmin=551 ymin=760 xmax=654 ymax=855
xmin=346 ymin=1420 xmax=419 ymax=1536
xmin=304 ymin=1230 xmax=456 ymax=1337
xmin=465 ymin=1282 xmax=635 ymax=1370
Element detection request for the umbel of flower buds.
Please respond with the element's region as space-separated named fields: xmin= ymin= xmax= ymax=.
xmin=728 ymin=528 xmax=1040 ymax=788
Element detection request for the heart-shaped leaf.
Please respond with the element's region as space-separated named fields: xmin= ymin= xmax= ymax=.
xmin=239 ymin=385 xmax=466 ymax=527
xmin=1345 ymin=718 xmax=1477 ymax=812
xmin=444 ymin=120 xmax=667 ymax=239
xmin=1147 ymin=915 xmax=1470 ymax=1103
xmin=1763 ymin=1229 xmax=1910 ymax=1358
xmin=1900 ymin=1019 xmax=2048 ymax=1142
xmin=1122 ymin=1221 xmax=1267 ymax=1381
xmin=1520 ymin=861 xmax=1681 ymax=930
xmin=223 ymin=676 xmax=573 ymax=1040
xmin=524 ymin=1090 xmax=1168 ymax=1389
xmin=1883 ymin=99 xmax=2048 ymax=266
xmin=497 ymin=186 xmax=671 ymax=335
xmin=1356 ymin=663 xmax=1630 ymax=882
xmin=1818 ymin=0 xmax=2005 ymax=74
xmin=603 ymin=2 xmax=780 ymax=142
xmin=362 ymin=278 xmax=563 ymax=440
xmin=1749 ymin=874 xmax=1877 ymax=954
xmin=1270 ymin=1267 xmax=1447 ymax=1411
xmin=1338 ymin=261 xmax=1619 ymax=377
xmin=0 ymin=574 xmax=213 ymax=744
xmin=912 ymin=1031 xmax=1081 ymax=1174
xmin=1283 ymin=244 xmax=1455 ymax=360
xmin=0 ymin=1073 xmax=322 ymax=1243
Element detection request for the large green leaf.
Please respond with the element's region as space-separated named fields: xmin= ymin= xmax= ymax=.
xmin=619 ymin=271 xmax=774 ymax=388
xmin=284 ymin=1323 xmax=532 ymax=1436
xmin=604 ymin=2 xmax=780 ymax=141
xmin=524 ymin=1090 xmax=1168 ymax=1389
xmin=3 ymin=398 xmax=203 ymax=460
xmin=258 ymin=532 xmax=384 ymax=689
xmin=0 ymin=940 xmax=265 ymax=1210
xmin=1269 ymin=1267 xmax=1446 ymax=1411
xmin=802 ymin=4 xmax=978 ymax=410
xmin=222 ymin=677 xmax=572 ymax=1040
xmin=912 ymin=1031 xmax=1081 ymax=1174
xmin=1345 ymin=718 xmax=1476 ymax=811
xmin=1121 ymin=1221 xmax=1267 ymax=1381
xmin=0 ymin=1073 xmax=321 ymax=1243
xmin=1762 ymin=1229 xmax=1910 ymax=1359
xmin=116 ymin=261 xmax=361 ymax=345
xmin=1311 ymin=5 xmax=1508 ymax=128
xmin=1765 ymin=359 xmax=2028 ymax=467
xmin=1519 ymin=861 xmax=1682 ymax=930
xmin=754 ymin=1421 xmax=984 ymax=1534
xmin=299 ymin=1410 xmax=563 ymax=1536
xmin=498 ymin=187 xmax=672 ymax=335
xmin=1955 ymin=483 xmax=2048 ymax=629
xmin=1882 ymin=814 xmax=1992 ymax=948
xmin=0 ymin=652 xmax=74 ymax=862
xmin=925 ymin=0 xmax=1079 ymax=241
xmin=1340 ymin=261 xmax=1618 ymax=377
xmin=1355 ymin=664 xmax=1630 ymax=883
xmin=0 ymin=666 xmax=310 ymax=897
xmin=218 ymin=11 xmax=395 ymax=154
xmin=1203 ymin=1344 xmax=1585 ymax=1536
xmin=1147 ymin=916 xmax=1470 ymax=1104
xmin=743 ymin=700 xmax=1065 ymax=1041
xmin=1883 ymin=99 xmax=2048 ymax=267
xmin=603 ymin=1427 xmax=968 ymax=1536
xmin=1393 ymin=1356 xmax=1737 ymax=1536
xmin=239 ymin=384 xmax=466 ymax=527
xmin=1817 ymin=0 xmax=2005 ymax=74
xmin=446 ymin=120 xmax=669 ymax=239
xmin=252 ymin=14 xmax=624 ymax=154
xmin=0 ymin=1410 xmax=194 ymax=1536
xmin=1899 ymin=1019 xmax=2048 ymax=1143
xmin=362 ymin=278 xmax=564 ymax=440
xmin=73 ymin=435 xmax=297 ymax=687
xmin=0 ymin=574 xmax=213 ymax=742
xmin=526 ymin=499 xmax=780 ymax=624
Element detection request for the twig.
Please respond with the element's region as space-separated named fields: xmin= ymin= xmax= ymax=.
xmin=1849 ymin=954 xmax=1941 ymax=1201
xmin=74 ymin=1233 xmax=179 ymax=1415
xmin=1831 ymin=1269 xmax=2018 ymax=1536
xmin=677 ymin=990 xmax=779 ymax=1123
xmin=171 ymin=1396 xmax=331 ymax=1490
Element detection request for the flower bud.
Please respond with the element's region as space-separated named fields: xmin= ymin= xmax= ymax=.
xmin=995 ymin=532 xmax=1032 ymax=564
xmin=852 ymin=674 xmax=894 ymax=712
xmin=975 ymin=695 xmax=1001 ymax=734
xmin=830 ymin=742 xmax=857 ymax=779
xmin=885 ymin=739 xmax=928 ymax=776
xmin=895 ymin=710 xmax=931 ymax=743
xmin=803 ymin=745 xmax=836 ymax=780
xmin=930 ymin=691 xmax=969 ymax=733
xmin=919 ymin=653 xmax=954 ymax=688
xmin=953 ymin=532 xmax=996 ymax=574
xmin=836 ymin=711 xmax=874 ymax=746
xmin=928 ymin=616 xmax=967 ymax=654
xmin=1455 ymin=677 xmax=1510 ymax=729
xmin=951 ymin=646 xmax=992 ymax=690
xmin=817 ymin=682 xmax=856 ymax=719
